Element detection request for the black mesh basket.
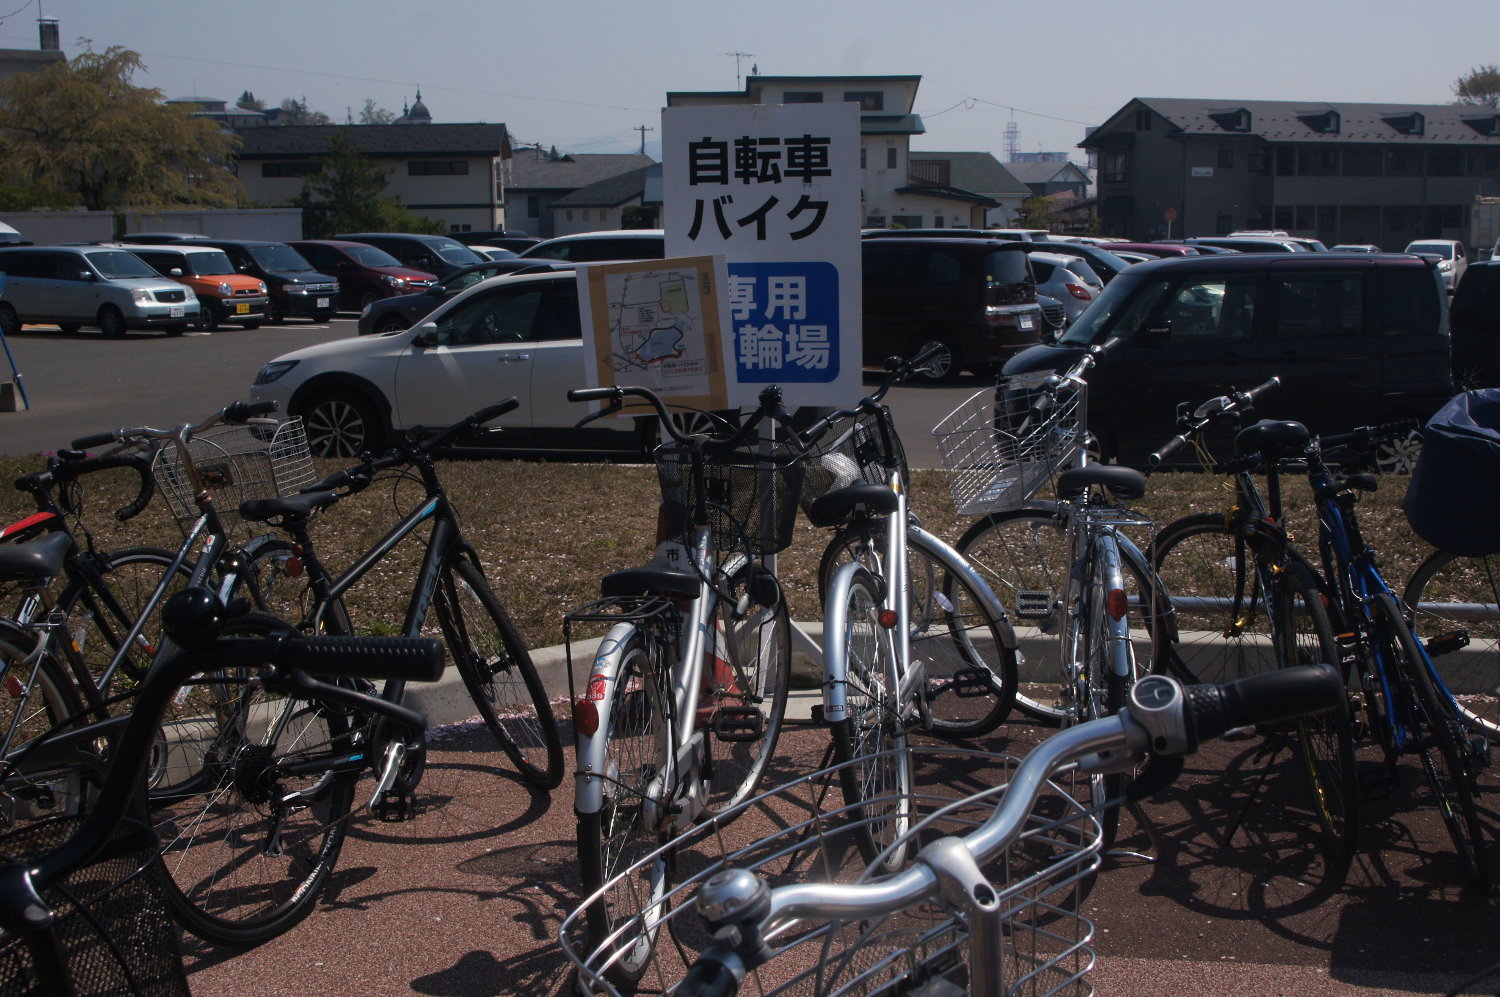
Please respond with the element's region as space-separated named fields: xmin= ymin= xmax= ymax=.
xmin=0 ymin=816 xmax=188 ymax=997
xmin=799 ymin=406 xmax=907 ymax=516
xmin=655 ymin=439 xmax=806 ymax=555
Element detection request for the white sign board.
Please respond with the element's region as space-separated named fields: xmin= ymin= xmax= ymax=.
xmin=662 ymin=102 xmax=862 ymax=408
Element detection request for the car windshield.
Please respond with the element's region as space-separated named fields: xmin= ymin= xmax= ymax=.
xmin=85 ymin=250 xmax=159 ymax=280
xmin=432 ymin=240 xmax=483 ymax=266
xmin=1058 ymin=274 xmax=1171 ymax=346
xmin=187 ymin=251 xmax=237 ymax=276
xmin=249 ymin=244 xmax=315 ymax=272
xmin=345 ymin=245 xmax=403 ymax=268
xmin=1406 ymin=241 xmax=1454 ymax=259
xmin=984 ymin=250 xmax=1032 ymax=285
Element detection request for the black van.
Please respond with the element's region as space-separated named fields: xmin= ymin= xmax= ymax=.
xmin=1450 ymin=261 xmax=1500 ymax=389
xmin=180 ymin=239 xmax=340 ymax=323
xmin=862 ymin=237 xmax=1045 ymax=382
xmin=1002 ymin=252 xmax=1453 ymax=466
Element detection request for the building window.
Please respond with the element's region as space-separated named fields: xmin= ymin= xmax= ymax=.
xmin=1134 ymin=108 xmax=1151 ymax=131
xmin=843 ymin=91 xmax=884 ymax=111
xmin=566 ymin=210 xmax=574 ymax=222
xmin=262 ymin=162 xmax=319 ymax=178
xmin=1248 ymin=152 xmax=1268 ymax=174
xmin=527 ymin=196 xmax=539 ymax=219
xmin=860 ymin=147 xmax=867 ymax=169
xmin=1429 ymin=149 xmax=1463 ymax=177
xmin=1102 ymin=151 xmax=1128 ymax=183
xmin=409 ymin=160 xmax=469 ymax=176
xmin=887 ymin=147 xmax=897 ymax=170
xmin=1216 ymin=213 xmax=1233 ymax=235
xmin=1217 ymin=148 xmax=1233 ymax=169
xmin=783 ymin=91 xmax=823 ymax=103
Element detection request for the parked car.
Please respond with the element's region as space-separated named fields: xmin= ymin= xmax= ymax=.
xmin=1230 ymin=229 xmax=1328 ymax=252
xmin=289 ymin=239 xmax=438 ymax=311
xmin=861 ymin=236 xmax=1044 ymax=382
xmin=861 ymin=228 xmax=998 ymax=240
xmin=332 ymin=233 xmax=485 ymax=281
xmin=127 ymin=235 xmax=342 ymax=323
xmin=453 ymin=231 xmax=542 ymax=253
xmin=990 ymin=239 xmax=1133 ymax=286
xmin=516 ymin=229 xmax=665 ymax=263
xmin=1154 ymin=241 xmax=1239 ymax=255
xmin=466 ymin=245 xmax=521 ymax=262
xmin=0 ymin=245 xmax=199 ymax=337
xmin=1183 ymin=236 xmax=1308 ymax=254
xmin=250 ymin=269 xmax=651 ymax=458
xmin=1002 ymin=252 xmax=1453 ymax=468
xmin=355 ymin=260 xmax=561 ymax=334
xmin=986 ymin=229 xmax=1054 ymax=242
xmin=1027 ymin=251 xmax=1099 ymax=329
xmin=1099 ymin=242 xmax=1202 ymax=259
xmin=1106 ymin=250 xmax=1157 ymax=265
xmin=1403 ymin=239 xmax=1468 ymax=292
xmin=1330 ymin=244 xmax=1383 ymax=253
xmin=1449 ymin=261 xmax=1500 ymax=388
xmin=128 ymin=244 xmax=270 ymax=330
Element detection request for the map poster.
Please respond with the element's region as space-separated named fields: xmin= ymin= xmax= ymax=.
xmin=576 ymin=254 xmax=734 ymax=415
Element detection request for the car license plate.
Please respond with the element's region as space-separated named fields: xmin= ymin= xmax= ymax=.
xmin=316 ymin=298 xmax=329 ymax=309
xmin=1018 ymin=315 xmax=1034 ymax=330
xmin=236 ymin=303 xmax=250 ymax=314
xmin=169 ymin=306 xmax=184 ymax=318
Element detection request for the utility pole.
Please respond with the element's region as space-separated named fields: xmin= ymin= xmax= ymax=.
xmin=635 ymin=124 xmax=654 ymax=155
xmin=721 ymin=51 xmax=756 ymax=89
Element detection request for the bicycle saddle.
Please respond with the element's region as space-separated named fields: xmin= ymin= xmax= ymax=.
xmin=1234 ymin=420 xmax=1310 ymax=460
xmin=804 ymin=481 xmax=899 ymax=529
xmin=602 ymin=549 xmax=701 ymax=600
xmin=240 ymin=490 xmax=341 ymax=525
xmin=0 ymin=531 xmax=71 ymax=581
xmin=1055 ymin=465 xmax=1146 ymax=502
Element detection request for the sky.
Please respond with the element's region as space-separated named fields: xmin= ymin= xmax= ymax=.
xmin=14 ymin=0 xmax=1500 ymax=162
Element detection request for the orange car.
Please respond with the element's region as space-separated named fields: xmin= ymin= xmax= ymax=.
xmin=128 ymin=244 xmax=271 ymax=330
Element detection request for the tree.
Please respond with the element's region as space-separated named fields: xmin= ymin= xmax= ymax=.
xmin=1453 ymin=65 xmax=1500 ymax=107
xmin=291 ymin=130 xmax=443 ymax=237
xmin=359 ymin=99 xmax=396 ymax=125
xmin=236 ymin=90 xmax=264 ymax=111
xmin=0 ymin=45 xmax=241 ymax=211
xmin=277 ymin=96 xmax=332 ymax=126
xmin=1014 ymin=195 xmax=1058 ymax=230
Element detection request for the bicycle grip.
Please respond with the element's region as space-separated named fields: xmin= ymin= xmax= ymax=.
xmin=678 ymin=952 xmax=743 ymax=997
xmin=1149 ymin=434 xmax=1188 ymax=467
xmin=70 ymin=432 xmax=117 ymax=451
xmin=1184 ymin=663 xmax=1344 ymax=745
xmin=223 ymin=400 xmax=279 ymax=423
xmin=1245 ymin=376 xmax=1281 ymax=402
xmin=273 ymin=635 xmax=445 ymax=683
xmin=568 ymin=386 xmax=619 ymax=402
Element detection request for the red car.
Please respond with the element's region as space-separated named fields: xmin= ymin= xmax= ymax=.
xmin=289 ymin=240 xmax=438 ymax=311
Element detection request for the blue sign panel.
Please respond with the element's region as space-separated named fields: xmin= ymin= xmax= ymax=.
xmin=726 ymin=260 xmax=839 ymax=384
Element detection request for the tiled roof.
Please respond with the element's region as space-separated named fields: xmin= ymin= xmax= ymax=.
xmin=1092 ymin=98 xmax=1500 ymax=145
xmin=1003 ymin=161 xmax=1089 ymax=184
xmin=509 ymin=152 xmax=656 ymax=192
xmin=551 ymin=165 xmax=654 ymax=207
xmin=909 ymin=151 xmax=1029 ymax=195
xmin=232 ymin=124 xmax=509 ymax=158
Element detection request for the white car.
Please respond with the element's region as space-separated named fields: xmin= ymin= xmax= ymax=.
xmin=1028 ymin=251 xmax=1100 ymax=329
xmin=1403 ymin=238 xmax=1468 ymax=292
xmin=251 ymin=269 xmax=645 ymax=458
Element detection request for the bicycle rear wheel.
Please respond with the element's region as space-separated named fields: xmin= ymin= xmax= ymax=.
xmin=150 ymin=612 xmax=359 ymax=947
xmin=1402 ymin=550 xmax=1500 ymax=743
xmin=435 ymin=557 xmax=563 ymax=789
xmin=1375 ymin=592 xmax=1492 ymax=892
xmin=1076 ymin=540 xmax=1134 ymax=849
xmin=0 ymin=624 xmax=91 ymax=831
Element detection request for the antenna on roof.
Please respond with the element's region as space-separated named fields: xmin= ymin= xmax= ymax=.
xmin=721 ymin=51 xmax=756 ymax=90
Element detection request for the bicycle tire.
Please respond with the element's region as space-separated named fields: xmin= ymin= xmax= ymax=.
xmin=1077 ymin=538 xmax=1132 ymax=848
xmin=1402 ymin=549 xmax=1500 ymax=743
xmin=828 ymin=566 xmax=912 ymax=871
xmin=435 ymin=557 xmax=563 ymax=789
xmin=1281 ymin=562 xmax=1359 ymax=864
xmin=0 ymin=623 xmax=91 ymax=831
xmin=150 ymin=611 xmax=359 ymax=947
xmin=576 ymin=628 xmax=672 ymax=989
xmin=956 ymin=507 xmax=1158 ymax=723
xmin=703 ymin=559 xmax=792 ymax=815
xmin=1375 ymin=592 xmax=1492 ymax=892
xmin=820 ymin=521 xmax=1017 ymax=736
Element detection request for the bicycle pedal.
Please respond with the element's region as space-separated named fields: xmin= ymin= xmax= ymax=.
xmin=1221 ymin=725 xmax=1258 ymax=742
xmin=949 ymin=667 xmax=997 ymax=699
xmin=712 ymin=707 xmax=764 ymax=743
xmin=1015 ymin=590 xmax=1052 ymax=620
xmin=1470 ymin=736 xmax=1492 ymax=769
xmin=374 ymin=789 xmax=416 ymax=822
xmin=1424 ymin=629 xmax=1470 ymax=657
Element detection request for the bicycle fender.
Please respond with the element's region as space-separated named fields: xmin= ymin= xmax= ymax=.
xmin=821 ymin=560 xmax=875 ymax=725
xmin=574 ymin=621 xmax=641 ymax=817
xmin=908 ymin=523 xmax=1018 ymax=651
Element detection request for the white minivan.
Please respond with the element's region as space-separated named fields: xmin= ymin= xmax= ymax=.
xmin=0 ymin=245 xmax=199 ymax=337
xmin=1404 ymin=238 xmax=1468 ymax=293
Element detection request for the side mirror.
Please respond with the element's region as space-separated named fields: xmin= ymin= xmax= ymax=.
xmin=79 ymin=270 xmax=95 ymax=281
xmin=411 ymin=323 xmax=439 ymax=349
xmin=428 ymin=284 xmax=446 ymax=297
xmin=169 ymin=268 xmax=184 ymax=277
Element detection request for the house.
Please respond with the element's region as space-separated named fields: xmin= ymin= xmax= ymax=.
xmin=232 ymin=115 xmax=512 ymax=233
xmin=907 ymin=151 xmax=1030 ymax=227
xmin=546 ymin=164 xmax=657 ymax=236
xmin=1004 ymin=160 xmax=1092 ymax=200
xmin=668 ymin=75 xmax=992 ymax=229
xmin=1083 ymin=97 xmax=1500 ymax=246
xmin=0 ymin=18 xmax=64 ymax=85
xmin=506 ymin=151 xmax=656 ymax=238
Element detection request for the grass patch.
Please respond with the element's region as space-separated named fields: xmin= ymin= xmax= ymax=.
xmin=0 ymin=454 xmax=1436 ymax=651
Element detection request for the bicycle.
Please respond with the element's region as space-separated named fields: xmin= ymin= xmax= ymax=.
xmin=938 ymin=344 xmax=1168 ymax=846
xmin=562 ymin=382 xmax=804 ymax=991
xmin=1147 ymin=382 xmax=1360 ymax=862
xmin=799 ymin=352 xmax=1019 ymax=866
xmin=0 ymin=584 xmax=444 ymax=997
xmin=151 ymin=399 xmax=565 ymax=946
xmin=560 ymin=664 xmax=1348 ymax=997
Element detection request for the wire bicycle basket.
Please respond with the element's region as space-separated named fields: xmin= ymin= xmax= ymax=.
xmin=150 ymin=418 xmax=317 ymax=537
xmin=0 ymin=815 xmax=189 ymax=997
xmin=933 ymin=373 xmax=1086 ymax=516
xmin=655 ymin=438 xmax=806 ymax=556
xmin=561 ymin=745 xmax=1100 ymax=997
xmin=799 ymin=406 xmax=908 ymax=516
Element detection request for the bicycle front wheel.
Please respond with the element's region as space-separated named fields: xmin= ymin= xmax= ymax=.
xmin=1403 ymin=550 xmax=1500 ymax=743
xmin=435 ymin=557 xmax=563 ymax=789
xmin=1375 ymin=592 xmax=1492 ymax=891
xmin=1076 ymin=540 xmax=1134 ymax=848
xmin=577 ymin=629 xmax=672 ymax=990
xmin=150 ymin=611 xmax=359 ymax=947
xmin=828 ymin=566 xmax=912 ymax=871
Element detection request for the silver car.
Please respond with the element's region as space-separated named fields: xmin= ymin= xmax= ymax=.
xmin=0 ymin=245 xmax=199 ymax=337
xmin=1029 ymin=251 xmax=1100 ymax=330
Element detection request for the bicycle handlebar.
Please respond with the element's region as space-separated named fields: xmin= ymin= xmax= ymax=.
xmin=1148 ymin=377 xmax=1281 ymax=467
xmin=795 ymin=349 xmax=937 ymax=451
xmin=15 ymin=451 xmax=157 ymax=523
xmin=566 ymin=384 xmax=791 ymax=449
xmin=68 ymin=399 xmax=282 ymax=452
xmin=675 ymin=664 xmax=1345 ymax=997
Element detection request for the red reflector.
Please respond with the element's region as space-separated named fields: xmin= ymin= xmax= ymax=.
xmin=877 ymin=609 xmax=900 ymax=629
xmin=574 ymin=698 xmax=599 ymax=736
xmin=1106 ymin=588 xmax=1129 ymax=620
xmin=4 ymin=675 xmax=22 ymax=699
xmin=285 ymin=556 xmax=305 ymax=578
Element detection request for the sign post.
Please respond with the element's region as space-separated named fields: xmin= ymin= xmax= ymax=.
xmin=1164 ymin=206 xmax=1178 ymax=240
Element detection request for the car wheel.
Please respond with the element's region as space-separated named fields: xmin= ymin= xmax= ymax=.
xmin=373 ymin=315 xmax=409 ymax=335
xmin=0 ymin=303 xmax=21 ymax=337
xmin=239 ymin=321 xmax=261 ymax=330
xmin=1375 ymin=428 xmax=1422 ymax=475
xmin=267 ymin=303 xmax=285 ymax=324
xmin=58 ymin=323 xmax=80 ymax=335
xmin=313 ymin=311 xmax=337 ymax=324
xmin=359 ymin=291 xmax=382 ymax=310
xmin=163 ymin=324 xmax=188 ymax=337
xmin=195 ymin=304 xmax=218 ymax=331
xmin=911 ymin=334 xmax=962 ymax=384
xmin=301 ymin=390 xmax=384 ymax=459
xmin=97 ymin=306 xmax=127 ymax=339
